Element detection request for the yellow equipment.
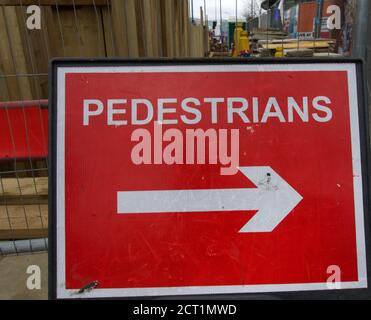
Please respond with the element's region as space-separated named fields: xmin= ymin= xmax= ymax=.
xmin=275 ymin=47 xmax=284 ymax=57
xmin=232 ymin=23 xmax=250 ymax=57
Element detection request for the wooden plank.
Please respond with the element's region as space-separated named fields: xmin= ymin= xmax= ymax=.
xmin=200 ymin=6 xmax=206 ymax=56
xmin=0 ymin=204 xmax=48 ymax=233
xmin=54 ymin=5 xmax=105 ymax=57
xmin=0 ymin=177 xmax=48 ymax=197
xmin=125 ymin=0 xmax=139 ymax=57
xmin=101 ymin=5 xmax=115 ymax=56
xmin=0 ymin=228 xmax=47 ymax=240
xmin=204 ymin=10 xmax=209 ymax=56
xmin=190 ymin=22 xmax=204 ymax=57
xmin=258 ymin=38 xmax=335 ymax=44
xmin=142 ymin=0 xmax=153 ymax=57
xmin=0 ymin=6 xmax=33 ymax=100
xmin=0 ymin=71 xmax=10 ymax=101
xmin=110 ymin=0 xmax=129 ymax=56
xmin=14 ymin=6 xmax=56 ymax=99
xmin=5 ymin=6 xmax=33 ymax=99
xmin=135 ymin=0 xmax=145 ymax=57
xmin=314 ymin=52 xmax=342 ymax=57
xmin=173 ymin=0 xmax=179 ymax=57
xmin=0 ymin=178 xmax=48 ymax=240
xmin=163 ymin=0 xmax=175 ymax=57
xmin=151 ymin=0 xmax=160 ymax=57
xmin=0 ymin=195 xmax=48 ymax=206
xmin=80 ymin=4 xmax=106 ymax=56
xmin=15 ymin=6 xmax=42 ymax=100
xmin=174 ymin=0 xmax=183 ymax=57
xmin=261 ymin=41 xmax=333 ymax=50
xmin=177 ymin=0 xmax=184 ymax=57
xmin=0 ymin=7 xmax=13 ymax=101
xmin=183 ymin=0 xmax=190 ymax=57
xmin=151 ymin=0 xmax=162 ymax=57
xmin=189 ymin=24 xmax=197 ymax=57
xmin=0 ymin=159 xmax=48 ymax=179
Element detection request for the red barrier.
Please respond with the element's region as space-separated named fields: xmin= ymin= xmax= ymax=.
xmin=0 ymin=101 xmax=48 ymax=159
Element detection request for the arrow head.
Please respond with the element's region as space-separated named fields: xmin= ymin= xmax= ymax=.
xmin=238 ymin=166 xmax=303 ymax=233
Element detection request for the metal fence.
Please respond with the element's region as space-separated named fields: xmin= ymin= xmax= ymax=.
xmin=0 ymin=0 xmax=208 ymax=256
xmin=0 ymin=99 xmax=48 ymax=255
xmin=0 ymin=0 xmax=369 ymax=257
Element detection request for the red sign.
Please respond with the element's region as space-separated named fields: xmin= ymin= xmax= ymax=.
xmin=51 ymin=61 xmax=368 ymax=299
xmin=0 ymin=106 xmax=48 ymax=159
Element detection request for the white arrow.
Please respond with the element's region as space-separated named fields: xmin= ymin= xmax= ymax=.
xmin=117 ymin=166 xmax=303 ymax=233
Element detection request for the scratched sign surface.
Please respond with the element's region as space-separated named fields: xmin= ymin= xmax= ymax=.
xmin=51 ymin=62 xmax=368 ymax=298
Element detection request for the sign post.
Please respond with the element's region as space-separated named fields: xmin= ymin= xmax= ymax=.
xmin=50 ymin=59 xmax=370 ymax=299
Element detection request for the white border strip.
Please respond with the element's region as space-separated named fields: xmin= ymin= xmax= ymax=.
xmin=56 ymin=63 xmax=367 ymax=299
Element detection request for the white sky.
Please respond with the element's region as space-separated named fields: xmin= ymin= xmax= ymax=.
xmin=191 ymin=0 xmax=263 ymax=21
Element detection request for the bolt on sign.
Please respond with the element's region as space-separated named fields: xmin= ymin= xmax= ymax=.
xmin=50 ymin=59 xmax=370 ymax=299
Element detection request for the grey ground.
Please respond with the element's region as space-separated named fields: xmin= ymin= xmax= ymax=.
xmin=0 ymin=252 xmax=48 ymax=300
